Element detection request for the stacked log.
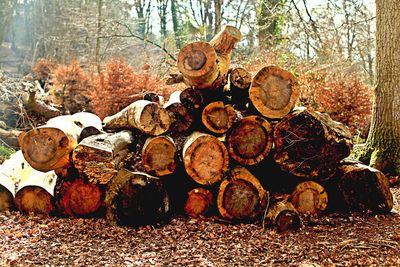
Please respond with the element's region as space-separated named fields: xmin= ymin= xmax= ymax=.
xmin=0 ymin=25 xmax=393 ymax=231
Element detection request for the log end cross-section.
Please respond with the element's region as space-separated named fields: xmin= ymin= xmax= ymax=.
xmin=290 ymin=181 xmax=328 ymax=215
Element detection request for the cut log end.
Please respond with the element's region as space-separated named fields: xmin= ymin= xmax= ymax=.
xmin=184 ymin=188 xmax=213 ymax=217
xmin=15 ymin=186 xmax=54 ymax=215
xmin=165 ymin=103 xmax=193 ymax=133
xmin=0 ymin=185 xmax=14 ymax=211
xmin=249 ymin=66 xmax=299 ymax=119
xmin=230 ymin=67 xmax=252 ymax=90
xmin=180 ymin=88 xmax=204 ymax=111
xmin=290 ymin=181 xmax=328 ymax=215
xmin=142 ymin=136 xmax=177 ymax=176
xmin=266 ymin=196 xmax=300 ymax=232
xmin=202 ymin=102 xmax=236 ymax=134
xmin=136 ymin=102 xmax=171 ymax=136
xmin=227 ymin=116 xmax=273 ymax=165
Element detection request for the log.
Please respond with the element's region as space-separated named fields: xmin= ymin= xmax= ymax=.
xmin=163 ymin=91 xmax=193 ymax=133
xmin=334 ymin=161 xmax=393 ymax=213
xmin=103 ymin=100 xmax=171 ymax=136
xmin=201 ymin=101 xmax=236 ymax=134
xmin=177 ymin=26 xmax=241 ymax=89
xmin=55 ymin=178 xmax=103 ymax=217
xmin=227 ymin=115 xmax=273 ymax=165
xmin=217 ymin=167 xmax=267 ymax=221
xmin=184 ymin=188 xmax=213 ymax=218
xmin=72 ymin=131 xmax=135 ymax=184
xmin=290 ymin=181 xmax=328 ymax=215
xmin=143 ymin=91 xmax=163 ymax=104
xmin=179 ymin=87 xmax=205 ymax=111
xmin=0 ymin=151 xmax=23 ymax=211
xmin=142 ymin=136 xmax=177 ymax=176
xmin=274 ymin=108 xmax=352 ymax=180
xmin=229 ymin=67 xmax=252 ymax=109
xmin=78 ymin=126 xmax=103 ymax=143
xmin=249 ymin=66 xmax=300 ymax=119
xmin=19 ymin=112 xmax=102 ymax=172
xmin=105 ymin=168 xmax=170 ymax=226
xmin=265 ymin=194 xmax=300 ymax=232
xmin=183 ymin=132 xmax=229 ymax=185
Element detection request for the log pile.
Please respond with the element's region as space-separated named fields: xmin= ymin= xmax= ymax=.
xmin=0 ymin=26 xmax=394 ymax=231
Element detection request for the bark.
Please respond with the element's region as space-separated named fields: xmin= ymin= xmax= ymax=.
xmin=290 ymin=181 xmax=328 ymax=215
xmin=274 ymin=108 xmax=352 ymax=180
xmin=19 ymin=112 xmax=102 ymax=172
xmin=183 ymin=132 xmax=229 ymax=185
xmin=105 ymin=168 xmax=170 ymax=226
xmin=163 ymin=91 xmax=193 ymax=133
xmin=249 ymin=66 xmax=300 ymax=119
xmin=103 ymin=100 xmax=171 ymax=136
xmin=72 ymin=131 xmax=135 ymax=184
xmin=184 ymin=188 xmax=213 ymax=218
xmin=217 ymin=167 xmax=267 ymax=221
xmin=227 ymin=115 xmax=273 ymax=165
xmin=201 ymin=101 xmax=236 ymax=134
xmin=213 ymin=0 xmax=222 ymax=34
xmin=359 ymin=0 xmax=400 ymax=175
xmin=142 ymin=136 xmax=177 ymax=176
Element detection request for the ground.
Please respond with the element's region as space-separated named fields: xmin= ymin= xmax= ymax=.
xmin=1 ymin=186 xmax=399 ymax=267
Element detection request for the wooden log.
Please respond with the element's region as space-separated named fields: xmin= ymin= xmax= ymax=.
xmin=177 ymin=26 xmax=242 ymax=89
xmin=142 ymin=136 xmax=177 ymax=176
xmin=183 ymin=132 xmax=229 ymax=185
xmin=201 ymin=101 xmax=236 ymax=134
xmin=0 ymin=151 xmax=23 ymax=211
xmin=290 ymin=181 xmax=328 ymax=215
xmin=78 ymin=126 xmax=103 ymax=143
xmin=55 ymin=178 xmax=103 ymax=217
xmin=334 ymin=161 xmax=393 ymax=213
xmin=19 ymin=112 xmax=102 ymax=172
xmin=227 ymin=115 xmax=273 ymax=165
xmin=105 ymin=168 xmax=170 ymax=226
xmin=249 ymin=66 xmax=300 ymax=119
xmin=265 ymin=194 xmax=300 ymax=232
xmin=72 ymin=131 xmax=135 ymax=184
xmin=103 ymin=100 xmax=171 ymax=136
xmin=229 ymin=67 xmax=252 ymax=109
xmin=184 ymin=188 xmax=213 ymax=218
xmin=217 ymin=167 xmax=267 ymax=221
xmin=274 ymin=108 xmax=352 ymax=180
xmin=179 ymin=87 xmax=205 ymax=111
xmin=163 ymin=91 xmax=193 ymax=133
xmin=143 ymin=91 xmax=163 ymax=104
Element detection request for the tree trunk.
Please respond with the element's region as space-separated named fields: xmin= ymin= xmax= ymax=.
xmin=229 ymin=67 xmax=252 ymax=109
xmin=217 ymin=167 xmax=267 ymax=221
xmin=142 ymin=136 xmax=177 ymax=176
xmin=290 ymin=181 xmax=328 ymax=215
xmin=105 ymin=168 xmax=170 ymax=227
xmin=249 ymin=66 xmax=300 ymax=119
xmin=72 ymin=131 xmax=135 ymax=184
xmin=177 ymin=26 xmax=242 ymax=89
xmin=213 ymin=0 xmax=222 ymax=34
xmin=274 ymin=108 xmax=352 ymax=180
xmin=202 ymin=101 xmax=236 ymax=134
xmin=19 ymin=112 xmax=102 ymax=172
xmin=183 ymin=132 xmax=229 ymax=185
xmin=184 ymin=188 xmax=213 ymax=217
xmin=359 ymin=0 xmax=400 ymax=175
xmin=227 ymin=115 xmax=273 ymax=165
xmin=265 ymin=194 xmax=300 ymax=232
xmin=163 ymin=91 xmax=193 ymax=133
xmin=103 ymin=100 xmax=171 ymax=136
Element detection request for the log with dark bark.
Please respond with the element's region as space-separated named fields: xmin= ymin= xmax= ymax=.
xmin=103 ymin=100 xmax=171 ymax=136
xmin=274 ymin=108 xmax=352 ymax=180
xmin=201 ymin=101 xmax=236 ymax=134
xmin=72 ymin=131 xmax=135 ymax=185
xmin=163 ymin=91 xmax=193 ymax=133
xmin=229 ymin=67 xmax=252 ymax=109
xmin=142 ymin=136 xmax=177 ymax=176
xmin=265 ymin=194 xmax=300 ymax=232
xmin=217 ymin=167 xmax=267 ymax=221
xmin=177 ymin=26 xmax=241 ymax=89
xmin=19 ymin=112 xmax=102 ymax=172
xmin=184 ymin=188 xmax=213 ymax=217
xmin=105 ymin=168 xmax=170 ymax=227
xmin=333 ymin=160 xmax=393 ymax=213
xmin=227 ymin=116 xmax=273 ymax=165
xmin=290 ymin=181 xmax=328 ymax=215
xmin=249 ymin=66 xmax=300 ymax=119
xmin=183 ymin=132 xmax=229 ymax=185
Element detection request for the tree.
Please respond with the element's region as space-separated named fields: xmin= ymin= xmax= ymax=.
xmin=360 ymin=0 xmax=400 ymax=175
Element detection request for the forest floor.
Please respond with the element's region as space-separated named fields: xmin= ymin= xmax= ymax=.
xmin=1 ymin=185 xmax=399 ymax=267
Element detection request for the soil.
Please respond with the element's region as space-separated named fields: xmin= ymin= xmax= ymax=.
xmin=1 ymin=186 xmax=399 ymax=267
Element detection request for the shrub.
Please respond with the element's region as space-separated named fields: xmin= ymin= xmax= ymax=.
xmin=32 ymin=58 xmax=57 ymax=88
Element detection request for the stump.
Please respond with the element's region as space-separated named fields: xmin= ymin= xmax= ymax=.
xmin=201 ymin=101 xmax=236 ymax=134
xmin=103 ymin=100 xmax=171 ymax=136
xmin=249 ymin=66 xmax=300 ymax=119
xmin=290 ymin=181 xmax=328 ymax=215
xmin=105 ymin=168 xmax=170 ymax=226
xmin=218 ymin=167 xmax=267 ymax=220
xmin=142 ymin=136 xmax=177 ymax=176
xmin=184 ymin=188 xmax=213 ymax=217
xmin=227 ymin=116 xmax=273 ymax=165
xmin=274 ymin=108 xmax=352 ymax=180
xmin=183 ymin=132 xmax=229 ymax=185
xmin=265 ymin=194 xmax=300 ymax=232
